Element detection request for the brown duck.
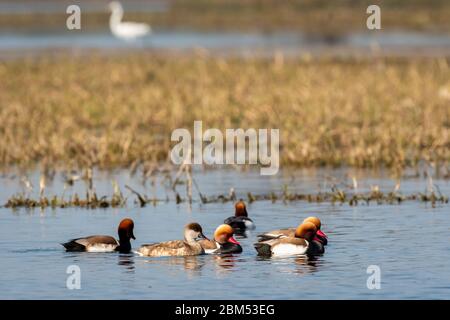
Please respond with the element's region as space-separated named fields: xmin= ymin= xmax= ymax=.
xmin=136 ymin=222 xmax=207 ymax=257
xmin=62 ymin=218 xmax=135 ymax=253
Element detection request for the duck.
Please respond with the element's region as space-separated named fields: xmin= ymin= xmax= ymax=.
xmin=136 ymin=222 xmax=207 ymax=257
xmin=224 ymin=200 xmax=255 ymax=232
xmin=254 ymin=221 xmax=324 ymax=257
xmin=257 ymin=216 xmax=328 ymax=245
xmin=62 ymin=218 xmax=135 ymax=253
xmin=199 ymin=224 xmax=242 ymax=254
xmin=304 ymin=216 xmax=328 ymax=245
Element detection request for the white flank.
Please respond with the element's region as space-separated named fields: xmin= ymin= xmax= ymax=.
xmin=245 ymin=220 xmax=256 ymax=230
xmin=204 ymin=248 xmax=219 ymax=254
xmin=86 ymin=244 xmax=117 ymax=252
xmin=271 ymin=243 xmax=308 ymax=257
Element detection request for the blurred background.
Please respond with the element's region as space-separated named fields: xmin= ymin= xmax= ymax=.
xmin=0 ymin=1 xmax=449 ymax=172
xmin=0 ymin=0 xmax=449 ymax=57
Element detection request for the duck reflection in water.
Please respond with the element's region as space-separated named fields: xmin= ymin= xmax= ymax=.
xmin=293 ymin=254 xmax=322 ymax=275
xmin=142 ymin=255 xmax=205 ymax=277
xmin=256 ymin=254 xmax=322 ymax=275
xmin=117 ymin=253 xmax=135 ymax=272
xmin=212 ymin=254 xmax=240 ymax=273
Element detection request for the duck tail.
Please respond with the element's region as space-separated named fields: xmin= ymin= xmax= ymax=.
xmin=61 ymin=240 xmax=85 ymax=252
xmin=254 ymin=242 xmax=272 ymax=256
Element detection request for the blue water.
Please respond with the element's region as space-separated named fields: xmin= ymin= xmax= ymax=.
xmin=0 ymin=168 xmax=449 ymax=299
xmin=0 ymin=30 xmax=449 ymax=56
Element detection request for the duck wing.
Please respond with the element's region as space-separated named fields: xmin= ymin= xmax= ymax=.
xmin=257 ymin=228 xmax=294 ymax=241
xmin=62 ymin=235 xmax=118 ymax=251
xmin=198 ymin=239 xmax=218 ymax=250
xmin=137 ymin=240 xmax=189 ymax=256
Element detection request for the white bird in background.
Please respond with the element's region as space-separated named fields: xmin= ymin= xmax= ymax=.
xmin=109 ymin=1 xmax=151 ymax=41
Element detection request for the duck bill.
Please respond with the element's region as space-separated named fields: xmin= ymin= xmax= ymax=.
xmin=316 ymin=230 xmax=327 ymax=238
xmin=228 ymin=236 xmax=240 ymax=245
xmin=198 ymin=232 xmax=208 ymax=241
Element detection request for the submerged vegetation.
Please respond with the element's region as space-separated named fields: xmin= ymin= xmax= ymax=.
xmin=0 ymin=54 xmax=449 ymax=173
xmin=4 ymin=180 xmax=448 ymax=210
xmin=3 ymin=164 xmax=448 ymax=210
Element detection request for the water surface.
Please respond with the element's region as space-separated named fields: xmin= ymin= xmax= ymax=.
xmin=0 ymin=168 xmax=449 ymax=299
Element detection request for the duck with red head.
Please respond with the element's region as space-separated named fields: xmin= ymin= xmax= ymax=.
xmin=224 ymin=200 xmax=255 ymax=232
xmin=257 ymin=216 xmax=328 ymax=246
xmin=62 ymin=218 xmax=135 ymax=253
xmin=199 ymin=224 xmax=242 ymax=254
xmin=303 ymin=216 xmax=328 ymax=245
xmin=254 ymin=221 xmax=324 ymax=257
xmin=136 ymin=222 xmax=208 ymax=257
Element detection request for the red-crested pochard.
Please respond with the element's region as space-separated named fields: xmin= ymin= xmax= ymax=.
xmin=136 ymin=222 xmax=207 ymax=257
xmin=257 ymin=216 xmax=328 ymax=245
xmin=199 ymin=224 xmax=242 ymax=254
xmin=254 ymin=221 xmax=324 ymax=257
xmin=62 ymin=218 xmax=135 ymax=253
xmin=224 ymin=200 xmax=255 ymax=232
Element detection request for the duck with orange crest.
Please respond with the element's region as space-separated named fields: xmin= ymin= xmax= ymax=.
xmin=62 ymin=218 xmax=135 ymax=253
xmin=224 ymin=200 xmax=255 ymax=232
xmin=257 ymin=216 xmax=328 ymax=246
xmin=254 ymin=221 xmax=324 ymax=257
xmin=199 ymin=224 xmax=242 ymax=254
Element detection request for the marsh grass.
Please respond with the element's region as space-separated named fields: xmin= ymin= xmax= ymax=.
xmin=5 ymin=184 xmax=448 ymax=210
xmin=1 ymin=53 xmax=449 ymax=174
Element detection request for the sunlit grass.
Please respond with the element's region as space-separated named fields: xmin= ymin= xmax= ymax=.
xmin=0 ymin=53 xmax=449 ymax=172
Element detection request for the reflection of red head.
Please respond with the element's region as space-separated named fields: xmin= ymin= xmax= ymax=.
xmin=235 ymin=200 xmax=248 ymax=217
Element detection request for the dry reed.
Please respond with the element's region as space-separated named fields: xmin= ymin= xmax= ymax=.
xmin=1 ymin=54 xmax=449 ymax=173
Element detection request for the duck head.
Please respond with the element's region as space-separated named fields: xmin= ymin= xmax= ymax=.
xmin=118 ymin=218 xmax=136 ymax=241
xmin=234 ymin=200 xmax=248 ymax=217
xmin=184 ymin=222 xmax=208 ymax=242
xmin=295 ymin=221 xmax=317 ymax=241
xmin=303 ymin=216 xmax=322 ymax=230
xmin=214 ymin=224 xmax=239 ymax=245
